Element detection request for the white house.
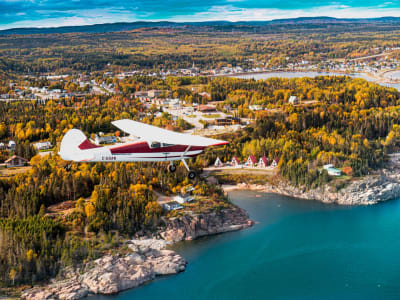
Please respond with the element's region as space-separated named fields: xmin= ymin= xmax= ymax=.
xmin=246 ymin=155 xmax=257 ymax=167
xmin=8 ymin=140 xmax=16 ymax=150
xmin=258 ymin=156 xmax=269 ymax=168
xmin=162 ymin=201 xmax=183 ymax=211
xmin=323 ymin=164 xmax=334 ymax=170
xmin=231 ymin=156 xmax=240 ymax=167
xmin=95 ymin=135 xmax=117 ymax=145
xmin=288 ymin=96 xmax=299 ymax=104
xmin=249 ymin=105 xmax=263 ymax=111
xmin=34 ymin=141 xmax=52 ymax=150
xmin=271 ymin=158 xmax=279 ymax=168
xmin=327 ymin=168 xmax=342 ymax=176
xmin=214 ymin=157 xmax=223 ymax=167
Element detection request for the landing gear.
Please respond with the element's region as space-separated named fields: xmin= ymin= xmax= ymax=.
xmin=168 ymin=164 xmax=177 ymax=173
xmin=188 ymin=171 xmax=196 ymax=180
xmin=181 ymin=159 xmax=196 ymax=180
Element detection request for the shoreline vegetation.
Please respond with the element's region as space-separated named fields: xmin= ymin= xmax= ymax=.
xmin=21 ymin=206 xmax=253 ymax=300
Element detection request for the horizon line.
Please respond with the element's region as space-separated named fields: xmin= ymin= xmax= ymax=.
xmin=1 ymin=15 xmax=400 ymax=32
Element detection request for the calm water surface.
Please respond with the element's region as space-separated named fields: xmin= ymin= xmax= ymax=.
xmin=233 ymin=71 xmax=400 ymax=90
xmin=94 ymin=191 xmax=400 ymax=300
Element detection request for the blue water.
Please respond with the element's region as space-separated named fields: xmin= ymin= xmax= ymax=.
xmin=234 ymin=71 xmax=400 ymax=90
xmin=93 ymin=191 xmax=400 ymax=299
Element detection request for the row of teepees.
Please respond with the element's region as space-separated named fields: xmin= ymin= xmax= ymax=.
xmin=214 ymin=155 xmax=279 ymax=168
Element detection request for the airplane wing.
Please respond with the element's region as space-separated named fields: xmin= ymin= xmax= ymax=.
xmin=112 ymin=119 xmax=229 ymax=147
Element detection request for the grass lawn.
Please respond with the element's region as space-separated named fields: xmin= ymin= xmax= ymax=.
xmin=202 ymin=114 xmax=221 ymax=119
xmin=0 ymin=166 xmax=32 ymax=177
xmin=207 ymin=167 xmax=278 ymax=185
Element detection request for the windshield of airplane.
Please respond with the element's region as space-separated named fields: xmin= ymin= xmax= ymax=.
xmin=150 ymin=142 xmax=175 ymax=148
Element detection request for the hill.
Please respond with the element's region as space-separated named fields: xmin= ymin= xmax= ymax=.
xmin=2 ymin=17 xmax=400 ymax=35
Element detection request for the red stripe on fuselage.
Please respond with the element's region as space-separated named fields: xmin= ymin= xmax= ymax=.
xmin=79 ymin=139 xmax=102 ymax=150
xmin=110 ymin=141 xmax=205 ymax=154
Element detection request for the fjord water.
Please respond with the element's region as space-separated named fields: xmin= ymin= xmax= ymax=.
xmin=233 ymin=71 xmax=400 ymax=90
xmin=96 ymin=190 xmax=400 ymax=299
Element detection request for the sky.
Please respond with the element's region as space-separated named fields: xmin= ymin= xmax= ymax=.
xmin=1 ymin=0 xmax=400 ymax=30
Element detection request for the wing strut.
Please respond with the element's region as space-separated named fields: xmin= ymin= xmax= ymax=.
xmin=181 ymin=158 xmax=190 ymax=172
xmin=182 ymin=145 xmax=191 ymax=158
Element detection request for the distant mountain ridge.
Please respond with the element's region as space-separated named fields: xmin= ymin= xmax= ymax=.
xmin=2 ymin=17 xmax=400 ymax=35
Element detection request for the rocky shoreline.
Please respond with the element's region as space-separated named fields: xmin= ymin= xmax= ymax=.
xmin=222 ymin=171 xmax=400 ymax=205
xmin=22 ymin=207 xmax=253 ymax=300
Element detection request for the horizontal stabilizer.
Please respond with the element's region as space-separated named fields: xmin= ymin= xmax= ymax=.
xmin=112 ymin=119 xmax=229 ymax=147
xmin=59 ymin=129 xmax=99 ymax=161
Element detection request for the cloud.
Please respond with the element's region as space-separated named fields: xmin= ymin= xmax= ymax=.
xmin=0 ymin=0 xmax=400 ymax=30
xmin=167 ymin=4 xmax=400 ymax=22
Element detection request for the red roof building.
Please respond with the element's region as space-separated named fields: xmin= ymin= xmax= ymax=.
xmin=259 ymin=156 xmax=269 ymax=167
xmin=231 ymin=156 xmax=240 ymax=166
xmin=247 ymin=155 xmax=257 ymax=167
xmin=271 ymin=158 xmax=279 ymax=167
xmin=198 ymin=105 xmax=217 ymax=112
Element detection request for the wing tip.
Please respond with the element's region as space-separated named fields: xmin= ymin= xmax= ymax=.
xmin=211 ymin=141 xmax=229 ymax=146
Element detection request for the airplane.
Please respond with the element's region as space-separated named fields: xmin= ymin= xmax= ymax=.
xmin=58 ymin=119 xmax=229 ymax=179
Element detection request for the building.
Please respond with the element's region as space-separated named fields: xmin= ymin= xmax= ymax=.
xmin=323 ymin=164 xmax=341 ymax=176
xmin=198 ymin=105 xmax=217 ymax=113
xmin=95 ymin=135 xmax=117 ymax=145
xmin=5 ymin=155 xmax=28 ymax=168
xmin=258 ymin=156 xmax=269 ymax=168
xmin=147 ymin=90 xmax=163 ymax=98
xmin=323 ymin=164 xmax=334 ymax=170
xmin=214 ymin=157 xmax=223 ymax=167
xmin=223 ymin=104 xmax=231 ymax=111
xmin=271 ymin=158 xmax=279 ymax=168
xmin=169 ymin=98 xmax=181 ymax=109
xmin=214 ymin=116 xmax=241 ymax=126
xmin=199 ymin=92 xmax=211 ymax=99
xmin=34 ymin=141 xmax=52 ymax=150
xmin=8 ymin=140 xmax=16 ymax=150
xmin=247 ymin=155 xmax=257 ymax=167
xmin=174 ymin=186 xmax=195 ymax=204
xmin=288 ymin=96 xmax=299 ymax=104
xmin=134 ymin=91 xmax=149 ymax=102
xmin=162 ymin=201 xmax=183 ymax=211
xmin=249 ymin=105 xmax=263 ymax=111
xmin=231 ymin=156 xmax=240 ymax=167
xmin=327 ymin=168 xmax=342 ymax=176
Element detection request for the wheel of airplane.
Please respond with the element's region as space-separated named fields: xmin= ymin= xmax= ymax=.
xmin=168 ymin=164 xmax=177 ymax=173
xmin=188 ymin=171 xmax=196 ymax=180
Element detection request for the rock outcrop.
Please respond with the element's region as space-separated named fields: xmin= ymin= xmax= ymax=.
xmin=21 ymin=207 xmax=254 ymax=300
xmin=226 ymin=172 xmax=400 ymax=205
xmin=21 ymin=239 xmax=186 ymax=300
xmin=160 ymin=207 xmax=254 ymax=242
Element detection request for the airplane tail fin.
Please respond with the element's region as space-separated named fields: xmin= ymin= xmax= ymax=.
xmin=59 ymin=129 xmax=100 ymax=161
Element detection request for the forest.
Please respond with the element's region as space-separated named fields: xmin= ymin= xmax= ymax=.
xmin=2 ymin=66 xmax=400 ymax=290
xmin=2 ymin=20 xmax=400 ymax=78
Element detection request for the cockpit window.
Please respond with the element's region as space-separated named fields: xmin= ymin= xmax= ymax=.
xmin=149 ymin=142 xmax=175 ymax=148
xmin=150 ymin=142 xmax=161 ymax=148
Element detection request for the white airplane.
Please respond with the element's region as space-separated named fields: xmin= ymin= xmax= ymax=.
xmin=59 ymin=119 xmax=228 ymax=179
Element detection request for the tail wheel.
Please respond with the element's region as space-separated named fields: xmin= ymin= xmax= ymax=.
xmin=168 ymin=164 xmax=177 ymax=173
xmin=188 ymin=171 xmax=196 ymax=180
